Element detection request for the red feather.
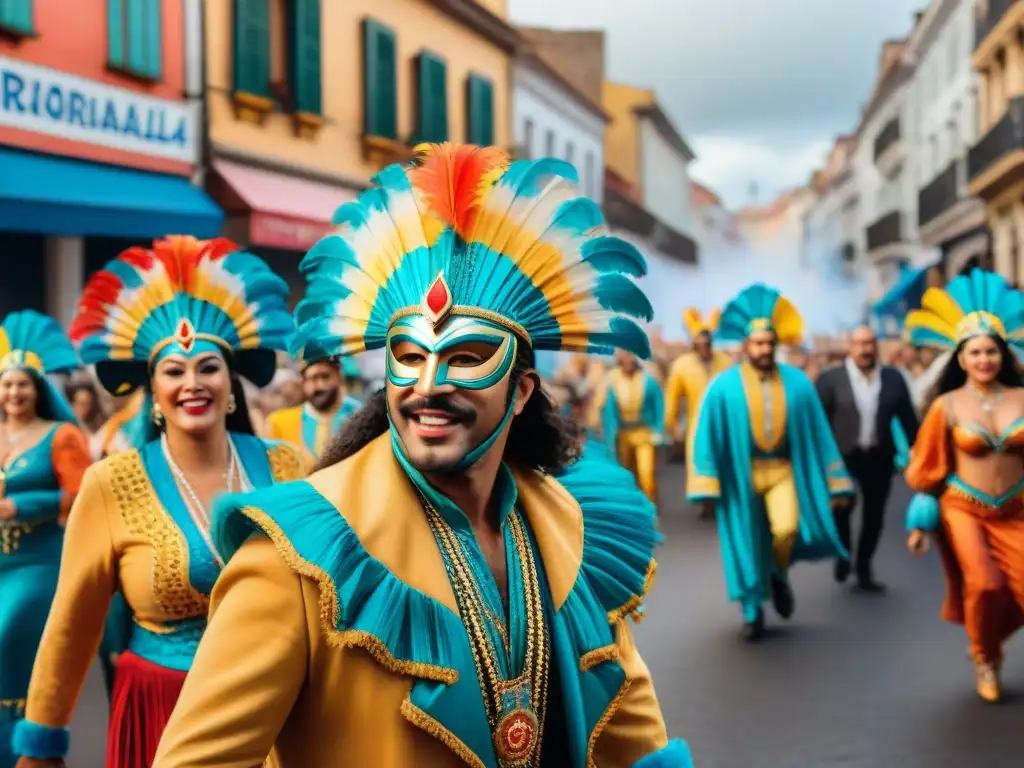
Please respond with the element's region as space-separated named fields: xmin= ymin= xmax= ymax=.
xmin=408 ymin=143 xmax=509 ymax=237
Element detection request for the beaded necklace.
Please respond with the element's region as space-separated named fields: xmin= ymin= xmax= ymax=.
xmin=421 ymin=496 xmax=550 ymax=767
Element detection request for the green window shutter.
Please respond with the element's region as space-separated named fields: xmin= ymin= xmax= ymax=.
xmin=362 ymin=19 xmax=397 ymax=139
xmin=107 ymin=0 xmax=161 ymax=78
xmin=290 ymin=0 xmax=322 ymax=114
xmin=0 ymin=0 xmax=35 ymax=35
xmin=417 ymin=52 xmax=447 ymax=143
xmin=466 ymin=74 xmax=493 ymax=146
xmin=233 ymin=0 xmax=271 ymax=98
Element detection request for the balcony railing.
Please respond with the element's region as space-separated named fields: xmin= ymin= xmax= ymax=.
xmin=968 ymin=96 xmax=1024 ymax=182
xmin=604 ymin=187 xmax=698 ymax=264
xmin=975 ymin=0 xmax=1017 ymax=48
xmin=652 ymin=220 xmax=698 ymax=264
xmin=866 ymin=211 xmax=903 ymax=252
xmin=918 ymin=159 xmax=965 ymax=226
xmin=873 ymin=117 xmax=901 ymax=162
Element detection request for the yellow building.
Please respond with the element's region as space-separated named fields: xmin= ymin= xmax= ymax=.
xmin=205 ymin=0 xmax=517 ymax=300
xmin=968 ymin=0 xmax=1024 ymax=284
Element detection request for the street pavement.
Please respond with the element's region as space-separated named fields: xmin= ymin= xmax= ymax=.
xmin=65 ymin=457 xmax=1023 ymax=766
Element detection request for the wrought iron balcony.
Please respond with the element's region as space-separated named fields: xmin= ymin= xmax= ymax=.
xmin=866 ymin=211 xmax=903 ymax=252
xmin=975 ymin=0 xmax=1017 ymax=49
xmin=873 ymin=117 xmax=901 ymax=162
xmin=968 ymin=96 xmax=1024 ymax=186
xmin=918 ymin=159 xmax=964 ymax=227
xmin=604 ymin=187 xmax=698 ymax=264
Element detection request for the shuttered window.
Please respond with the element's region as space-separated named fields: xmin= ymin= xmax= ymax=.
xmin=288 ymin=0 xmax=321 ymax=114
xmin=415 ymin=52 xmax=448 ymax=144
xmin=466 ymin=74 xmax=494 ymax=146
xmin=362 ymin=19 xmax=397 ymax=139
xmin=0 ymin=0 xmax=33 ymax=35
xmin=233 ymin=0 xmax=271 ymax=98
xmin=108 ymin=0 xmax=162 ymax=79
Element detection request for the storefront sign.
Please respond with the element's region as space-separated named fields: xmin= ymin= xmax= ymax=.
xmin=0 ymin=57 xmax=198 ymax=163
xmin=250 ymin=212 xmax=333 ymax=252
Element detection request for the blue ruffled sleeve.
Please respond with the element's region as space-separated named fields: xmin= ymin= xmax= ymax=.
xmin=905 ymin=492 xmax=941 ymax=532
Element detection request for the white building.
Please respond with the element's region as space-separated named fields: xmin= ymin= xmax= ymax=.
xmin=513 ymin=28 xmax=608 ymax=202
xmin=908 ymin=0 xmax=987 ymax=281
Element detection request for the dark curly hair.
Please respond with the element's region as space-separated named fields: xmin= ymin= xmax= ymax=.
xmin=316 ymin=342 xmax=582 ymax=473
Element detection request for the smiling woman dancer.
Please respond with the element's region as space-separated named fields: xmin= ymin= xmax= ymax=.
xmin=904 ymin=269 xmax=1024 ymax=703
xmin=0 ymin=312 xmax=91 ymax=768
xmin=12 ymin=237 xmax=308 ymax=768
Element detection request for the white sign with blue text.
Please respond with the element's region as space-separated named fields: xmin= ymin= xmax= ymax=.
xmin=0 ymin=57 xmax=199 ymax=164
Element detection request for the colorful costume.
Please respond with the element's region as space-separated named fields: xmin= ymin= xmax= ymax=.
xmin=664 ymin=308 xmax=733 ymax=497
xmin=153 ymin=144 xmax=692 ymax=767
xmin=264 ymin=399 xmax=361 ymax=459
xmin=0 ymin=312 xmax=91 ymax=768
xmin=602 ymin=364 xmax=665 ymax=503
xmin=13 ymin=237 xmax=308 ymax=767
xmin=903 ymin=270 xmax=1024 ymax=691
xmin=688 ymin=285 xmax=853 ymax=628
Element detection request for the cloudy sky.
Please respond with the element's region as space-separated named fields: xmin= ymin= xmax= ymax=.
xmin=509 ymin=0 xmax=923 ymax=209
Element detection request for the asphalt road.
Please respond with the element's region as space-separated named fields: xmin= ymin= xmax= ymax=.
xmin=65 ymin=458 xmax=1023 ymax=767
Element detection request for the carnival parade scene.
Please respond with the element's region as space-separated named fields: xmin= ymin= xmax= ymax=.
xmin=3 ymin=1 xmax=1024 ymax=767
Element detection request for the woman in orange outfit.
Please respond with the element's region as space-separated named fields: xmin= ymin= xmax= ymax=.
xmin=904 ymin=269 xmax=1024 ymax=703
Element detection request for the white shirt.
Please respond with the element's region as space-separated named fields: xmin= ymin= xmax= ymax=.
xmin=845 ymin=357 xmax=882 ymax=450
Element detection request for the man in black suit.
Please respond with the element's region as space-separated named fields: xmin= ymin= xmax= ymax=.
xmin=816 ymin=326 xmax=919 ymax=592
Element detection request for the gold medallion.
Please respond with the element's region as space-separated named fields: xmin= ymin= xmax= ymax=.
xmin=493 ymin=707 xmax=538 ymax=765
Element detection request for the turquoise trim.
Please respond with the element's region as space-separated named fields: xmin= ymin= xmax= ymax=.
xmin=213 ymin=447 xmax=662 ymax=768
xmin=128 ymin=617 xmax=205 ymax=672
xmin=300 ymin=398 xmax=362 ymax=456
xmin=948 ymin=474 xmax=1024 ymax=508
xmin=12 ymin=720 xmax=70 ymax=760
xmin=632 ymin=739 xmax=695 ymax=768
xmin=891 ymin=415 xmax=910 ymax=470
xmin=956 ymin=416 xmax=1024 ymax=451
xmin=905 ymin=493 xmax=940 ymax=533
xmin=602 ymin=372 xmax=664 ymax=456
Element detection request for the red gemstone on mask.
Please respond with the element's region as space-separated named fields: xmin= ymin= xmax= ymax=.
xmin=426 ymin=276 xmax=450 ymax=316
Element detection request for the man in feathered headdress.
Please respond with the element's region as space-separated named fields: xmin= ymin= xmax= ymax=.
xmin=154 ymin=144 xmax=693 ymax=767
xmin=601 ymin=349 xmax=666 ymax=505
xmin=665 ymin=308 xmax=733 ymax=518
xmin=688 ymin=284 xmax=853 ymax=641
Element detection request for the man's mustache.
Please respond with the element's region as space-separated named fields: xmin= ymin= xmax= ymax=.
xmin=399 ymin=395 xmax=476 ymax=423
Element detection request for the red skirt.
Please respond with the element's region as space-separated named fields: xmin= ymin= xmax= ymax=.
xmin=106 ymin=650 xmax=187 ymax=768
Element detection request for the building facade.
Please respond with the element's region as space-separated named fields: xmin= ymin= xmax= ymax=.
xmin=0 ymin=0 xmax=219 ymax=321
xmin=968 ymin=0 xmax=1024 ymax=285
xmin=603 ymin=82 xmax=698 ymax=343
xmin=512 ymin=28 xmax=608 ymax=203
xmin=204 ymin=0 xmax=517 ymax=304
xmin=912 ymin=0 xmax=988 ymax=283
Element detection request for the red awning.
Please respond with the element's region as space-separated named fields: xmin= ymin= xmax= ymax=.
xmin=212 ymin=160 xmax=358 ymax=251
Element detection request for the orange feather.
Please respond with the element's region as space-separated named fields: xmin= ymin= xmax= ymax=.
xmin=409 ymin=142 xmax=510 ymax=238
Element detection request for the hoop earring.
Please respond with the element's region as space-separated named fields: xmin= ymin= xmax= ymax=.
xmin=151 ymin=404 xmax=165 ymax=427
xmin=226 ymin=393 xmax=237 ymax=415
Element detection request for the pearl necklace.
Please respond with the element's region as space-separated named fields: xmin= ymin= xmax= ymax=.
xmin=160 ymin=434 xmax=252 ymax=568
xmin=967 ymin=384 xmax=1004 ymax=413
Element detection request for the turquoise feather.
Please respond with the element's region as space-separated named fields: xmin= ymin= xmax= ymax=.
xmin=1 ymin=310 xmax=78 ymax=374
xmin=716 ymin=283 xmax=782 ymax=343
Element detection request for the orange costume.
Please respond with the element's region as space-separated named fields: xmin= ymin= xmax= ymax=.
xmin=905 ymin=397 xmax=1024 ymax=664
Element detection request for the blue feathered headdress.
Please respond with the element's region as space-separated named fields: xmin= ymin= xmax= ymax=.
xmin=0 ymin=310 xmax=80 ymax=423
xmin=292 ymin=143 xmax=654 ymax=360
xmin=69 ymin=236 xmax=294 ymax=395
xmin=716 ymin=283 xmax=804 ymax=345
xmin=904 ymin=269 xmax=1024 ymax=360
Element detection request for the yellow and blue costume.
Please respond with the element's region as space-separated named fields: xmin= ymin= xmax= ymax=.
xmin=0 ymin=312 xmax=91 ymax=768
xmin=688 ymin=285 xmax=852 ymax=625
xmin=602 ymin=362 xmax=664 ymax=503
xmin=13 ymin=237 xmax=309 ymax=766
xmin=664 ymin=308 xmax=733 ymax=497
xmin=152 ymin=144 xmax=693 ymax=768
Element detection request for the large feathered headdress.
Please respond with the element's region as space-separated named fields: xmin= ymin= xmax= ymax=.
xmin=0 ymin=310 xmax=80 ymax=422
xmin=682 ymin=307 xmax=720 ymax=338
xmin=291 ymin=143 xmax=654 ymax=360
xmin=69 ymin=236 xmax=294 ymax=395
xmin=905 ymin=269 xmax=1024 ymax=360
xmin=716 ymin=284 xmax=803 ymax=345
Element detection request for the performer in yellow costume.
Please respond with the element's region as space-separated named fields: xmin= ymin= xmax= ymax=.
xmin=665 ymin=308 xmax=733 ymax=513
xmin=688 ymin=285 xmax=852 ymax=641
xmin=151 ymin=144 xmax=693 ymax=768
xmin=602 ymin=350 xmax=665 ymax=504
xmin=13 ymin=237 xmax=309 ymax=768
